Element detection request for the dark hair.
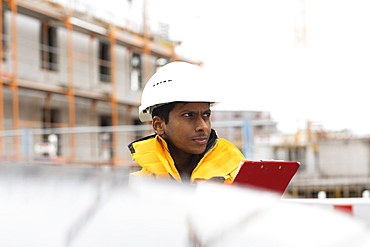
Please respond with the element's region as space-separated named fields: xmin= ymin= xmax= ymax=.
xmin=152 ymin=101 xmax=211 ymax=124
xmin=152 ymin=102 xmax=181 ymax=124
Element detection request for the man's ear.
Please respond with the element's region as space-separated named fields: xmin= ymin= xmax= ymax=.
xmin=152 ymin=116 xmax=165 ymax=135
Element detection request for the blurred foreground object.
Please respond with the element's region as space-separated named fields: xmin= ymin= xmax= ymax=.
xmin=0 ymin=163 xmax=370 ymax=247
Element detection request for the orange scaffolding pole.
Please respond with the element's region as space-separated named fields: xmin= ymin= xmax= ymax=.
xmin=65 ymin=5 xmax=76 ymax=162
xmin=0 ymin=0 xmax=3 ymax=157
xmin=109 ymin=27 xmax=118 ymax=167
xmin=9 ymin=0 xmax=19 ymax=160
xmin=142 ymin=0 xmax=151 ymax=83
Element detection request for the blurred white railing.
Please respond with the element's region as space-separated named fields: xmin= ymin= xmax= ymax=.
xmin=0 ymin=121 xmax=252 ymax=167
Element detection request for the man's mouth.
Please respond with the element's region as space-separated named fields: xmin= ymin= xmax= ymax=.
xmin=192 ymin=136 xmax=208 ymax=144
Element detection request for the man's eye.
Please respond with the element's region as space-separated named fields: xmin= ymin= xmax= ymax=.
xmin=183 ymin=113 xmax=192 ymax=117
xmin=204 ymin=113 xmax=211 ymax=117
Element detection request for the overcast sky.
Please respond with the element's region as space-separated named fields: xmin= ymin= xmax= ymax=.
xmin=82 ymin=0 xmax=370 ymax=136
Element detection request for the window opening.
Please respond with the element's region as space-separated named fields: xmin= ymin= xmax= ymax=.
xmin=40 ymin=23 xmax=58 ymax=71
xmin=99 ymin=115 xmax=113 ymax=160
xmin=99 ymin=41 xmax=111 ymax=82
xmin=42 ymin=108 xmax=61 ymax=156
xmin=130 ymin=53 xmax=142 ymax=91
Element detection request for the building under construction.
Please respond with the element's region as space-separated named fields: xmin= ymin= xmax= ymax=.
xmin=0 ymin=0 xmax=200 ymax=166
xmin=1 ymin=0 xmax=369 ymax=200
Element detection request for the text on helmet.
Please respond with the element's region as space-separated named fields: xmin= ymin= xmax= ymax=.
xmin=153 ymin=79 xmax=172 ymax=87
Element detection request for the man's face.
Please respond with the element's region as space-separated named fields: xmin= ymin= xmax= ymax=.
xmin=160 ymin=102 xmax=211 ymax=156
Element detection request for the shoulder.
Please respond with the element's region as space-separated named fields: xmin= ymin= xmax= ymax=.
xmin=215 ymin=138 xmax=244 ymax=157
xmin=128 ymin=134 xmax=156 ymax=154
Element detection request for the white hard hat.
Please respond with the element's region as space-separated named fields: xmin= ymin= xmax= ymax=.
xmin=139 ymin=61 xmax=219 ymax=122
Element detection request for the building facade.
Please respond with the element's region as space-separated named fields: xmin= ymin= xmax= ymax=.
xmin=0 ymin=0 xmax=198 ymax=166
xmin=256 ymin=122 xmax=370 ymax=198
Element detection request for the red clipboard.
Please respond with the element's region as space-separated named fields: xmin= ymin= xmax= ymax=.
xmin=233 ymin=160 xmax=300 ymax=195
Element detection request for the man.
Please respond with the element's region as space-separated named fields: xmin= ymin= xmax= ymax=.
xmin=128 ymin=62 xmax=246 ymax=183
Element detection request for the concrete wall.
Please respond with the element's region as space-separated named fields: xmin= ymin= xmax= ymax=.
xmin=319 ymin=139 xmax=370 ymax=177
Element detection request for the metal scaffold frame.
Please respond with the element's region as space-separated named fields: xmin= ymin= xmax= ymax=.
xmin=0 ymin=0 xmax=200 ymax=166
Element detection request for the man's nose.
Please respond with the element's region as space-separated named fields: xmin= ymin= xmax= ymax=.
xmin=195 ymin=116 xmax=210 ymax=132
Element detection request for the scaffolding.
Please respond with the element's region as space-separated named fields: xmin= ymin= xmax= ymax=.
xmin=0 ymin=121 xmax=252 ymax=167
xmin=0 ymin=0 xmax=200 ymax=166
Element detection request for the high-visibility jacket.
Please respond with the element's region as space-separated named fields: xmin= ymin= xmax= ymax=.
xmin=128 ymin=130 xmax=246 ymax=183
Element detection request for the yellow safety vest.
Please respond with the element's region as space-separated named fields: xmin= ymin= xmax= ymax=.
xmin=129 ymin=133 xmax=246 ymax=183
